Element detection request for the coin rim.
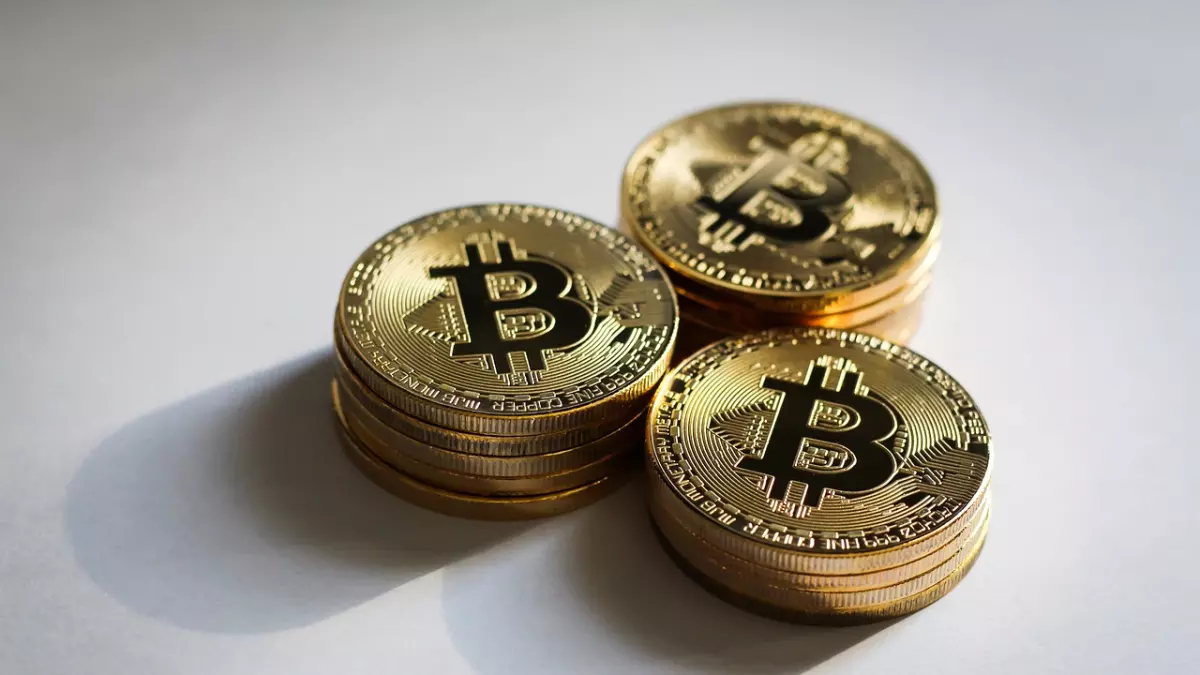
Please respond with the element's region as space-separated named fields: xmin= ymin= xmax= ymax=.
xmin=652 ymin=484 xmax=990 ymax=590
xmin=666 ymin=237 xmax=939 ymax=321
xmin=676 ymin=267 xmax=931 ymax=332
xmin=669 ymin=512 xmax=989 ymax=609
xmin=653 ymin=514 xmax=986 ymax=624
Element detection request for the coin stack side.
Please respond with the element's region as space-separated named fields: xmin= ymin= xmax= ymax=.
xmin=334 ymin=398 xmax=625 ymax=521
xmin=619 ymin=101 xmax=939 ymax=356
xmin=330 ymin=203 xmax=678 ymax=519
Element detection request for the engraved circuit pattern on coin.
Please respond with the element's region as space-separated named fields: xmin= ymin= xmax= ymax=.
xmin=647 ymin=328 xmax=990 ymax=567
xmin=338 ymin=204 xmax=678 ymax=434
xmin=622 ymin=102 xmax=938 ymax=312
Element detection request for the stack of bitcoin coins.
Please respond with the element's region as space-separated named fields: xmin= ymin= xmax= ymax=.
xmin=333 ymin=203 xmax=679 ymax=519
xmin=620 ymin=102 xmax=938 ymax=358
xmin=647 ymin=328 xmax=992 ymax=623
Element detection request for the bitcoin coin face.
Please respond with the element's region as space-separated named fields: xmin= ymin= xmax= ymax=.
xmin=622 ymin=102 xmax=938 ymax=313
xmin=647 ymin=328 xmax=990 ymax=565
xmin=338 ymin=204 xmax=678 ymax=434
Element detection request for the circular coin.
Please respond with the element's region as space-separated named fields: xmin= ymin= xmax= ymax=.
xmin=621 ymin=102 xmax=938 ymax=314
xmin=647 ymin=327 xmax=991 ymax=574
xmin=338 ymin=203 xmax=678 ymax=436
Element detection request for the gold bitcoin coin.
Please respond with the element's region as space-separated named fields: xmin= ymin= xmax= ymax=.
xmin=653 ymin=514 xmax=987 ymax=624
xmin=338 ymin=203 xmax=678 ymax=436
xmin=334 ymin=381 xmax=638 ymax=494
xmin=334 ymin=390 xmax=626 ymax=520
xmin=333 ymin=339 xmax=618 ymax=456
xmin=621 ymin=102 xmax=938 ymax=315
xmin=651 ymin=484 xmax=989 ymax=591
xmin=647 ymin=328 xmax=991 ymax=575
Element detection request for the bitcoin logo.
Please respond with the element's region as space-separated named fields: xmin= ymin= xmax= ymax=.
xmin=429 ymin=239 xmax=594 ymax=376
xmin=736 ymin=360 xmax=897 ymax=510
xmin=689 ymin=133 xmax=853 ymax=253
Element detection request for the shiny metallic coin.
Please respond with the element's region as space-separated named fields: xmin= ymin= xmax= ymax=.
xmin=621 ymin=102 xmax=938 ymax=315
xmin=647 ymin=328 xmax=991 ymax=575
xmin=337 ymin=203 xmax=678 ymax=436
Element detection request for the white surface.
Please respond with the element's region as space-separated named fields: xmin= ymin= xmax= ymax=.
xmin=2 ymin=1 xmax=1198 ymax=673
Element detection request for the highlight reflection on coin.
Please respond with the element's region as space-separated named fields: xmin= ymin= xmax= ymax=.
xmin=647 ymin=328 xmax=991 ymax=575
xmin=338 ymin=204 xmax=678 ymax=436
xmin=621 ymin=102 xmax=938 ymax=315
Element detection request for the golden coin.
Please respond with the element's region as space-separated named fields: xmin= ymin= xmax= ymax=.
xmin=653 ymin=514 xmax=987 ymax=624
xmin=651 ymin=483 xmax=989 ymax=591
xmin=338 ymin=203 xmax=678 ymax=436
xmin=334 ymin=380 xmax=638 ymax=494
xmin=334 ymin=385 xmax=625 ymax=519
xmin=621 ymin=102 xmax=938 ymax=315
xmin=647 ymin=327 xmax=991 ymax=575
xmin=333 ymin=339 xmax=618 ymax=456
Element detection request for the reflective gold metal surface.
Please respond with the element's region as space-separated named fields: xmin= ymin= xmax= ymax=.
xmin=338 ymin=203 xmax=678 ymax=436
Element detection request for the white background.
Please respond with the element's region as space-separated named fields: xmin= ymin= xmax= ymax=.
xmin=3 ymin=1 xmax=1198 ymax=673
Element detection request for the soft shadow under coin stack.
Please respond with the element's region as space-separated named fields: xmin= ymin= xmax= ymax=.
xmin=332 ymin=203 xmax=679 ymax=520
xmin=646 ymin=327 xmax=992 ymax=624
xmin=619 ymin=102 xmax=939 ymax=361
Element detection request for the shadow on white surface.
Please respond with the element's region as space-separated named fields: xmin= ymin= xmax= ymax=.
xmin=442 ymin=479 xmax=888 ymax=674
xmin=65 ymin=350 xmax=525 ymax=633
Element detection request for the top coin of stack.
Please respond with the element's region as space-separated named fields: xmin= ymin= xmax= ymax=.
xmin=646 ymin=328 xmax=992 ymax=623
xmin=333 ymin=203 xmax=679 ymax=519
xmin=619 ymin=102 xmax=938 ymax=356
